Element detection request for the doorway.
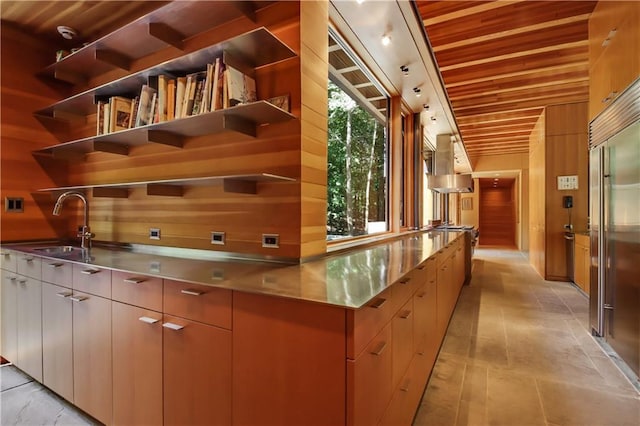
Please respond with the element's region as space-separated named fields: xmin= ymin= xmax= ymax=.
xmin=478 ymin=178 xmax=516 ymax=246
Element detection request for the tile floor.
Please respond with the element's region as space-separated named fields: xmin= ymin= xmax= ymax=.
xmin=413 ymin=247 xmax=640 ymax=426
xmin=1 ymin=248 xmax=639 ymax=426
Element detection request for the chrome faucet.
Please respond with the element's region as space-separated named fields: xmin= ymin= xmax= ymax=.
xmin=52 ymin=191 xmax=94 ymax=250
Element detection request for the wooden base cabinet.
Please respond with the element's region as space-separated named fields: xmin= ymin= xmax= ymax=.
xmin=16 ymin=275 xmax=43 ymax=382
xmin=163 ymin=316 xmax=231 ymax=426
xmin=112 ymin=302 xmax=163 ymax=426
xmin=1 ymin=271 xmax=18 ymax=363
xmin=41 ymin=282 xmax=74 ymax=403
xmin=73 ymin=292 xmax=112 ymax=425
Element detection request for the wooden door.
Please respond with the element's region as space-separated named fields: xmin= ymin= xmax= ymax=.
xmin=72 ymin=292 xmax=112 ymax=425
xmin=479 ymin=180 xmax=516 ymax=246
xmin=163 ymin=315 xmax=231 ymax=426
xmin=112 ymin=302 xmax=162 ymax=426
xmin=16 ymin=275 xmax=42 ymax=382
xmin=41 ymin=282 xmax=73 ymax=402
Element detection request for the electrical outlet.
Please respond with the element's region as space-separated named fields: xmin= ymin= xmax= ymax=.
xmin=262 ymin=234 xmax=279 ymax=248
xmin=150 ymin=261 xmax=161 ymax=273
xmin=149 ymin=228 xmax=161 ymax=240
xmin=211 ymin=269 xmax=225 ymax=280
xmin=5 ymin=197 xmax=24 ymax=213
xmin=211 ymin=231 xmax=225 ymax=245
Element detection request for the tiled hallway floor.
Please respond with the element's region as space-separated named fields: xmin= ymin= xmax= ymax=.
xmin=2 ymin=248 xmax=639 ymax=425
xmin=414 ymin=247 xmax=640 ymax=426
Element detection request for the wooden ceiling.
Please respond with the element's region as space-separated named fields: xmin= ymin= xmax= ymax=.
xmin=416 ymin=0 xmax=597 ymax=162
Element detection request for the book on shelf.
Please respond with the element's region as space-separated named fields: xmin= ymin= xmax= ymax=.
xmin=192 ymin=76 xmax=206 ymax=115
xmin=201 ymin=63 xmax=214 ymax=114
xmin=149 ymin=92 xmax=158 ymax=124
xmin=109 ymin=96 xmax=133 ymax=132
xmin=226 ymin=65 xmax=257 ymax=107
xmin=128 ymin=96 xmax=139 ymax=128
xmin=211 ymin=57 xmax=222 ymax=111
xmin=103 ymin=101 xmax=111 ymax=134
xmin=181 ymin=74 xmax=193 ymax=118
xmin=157 ymin=74 xmax=168 ymax=122
xmin=184 ymin=71 xmax=206 ymax=117
xmin=96 ymin=101 xmax=105 ymax=135
xmin=167 ymin=78 xmax=176 ymax=121
xmin=135 ymin=85 xmax=156 ymax=127
xmin=175 ymin=76 xmax=186 ymax=119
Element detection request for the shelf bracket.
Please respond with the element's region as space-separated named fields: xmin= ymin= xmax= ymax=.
xmin=95 ymin=49 xmax=131 ymax=71
xmin=223 ymin=178 xmax=257 ymax=194
xmin=222 ymin=115 xmax=256 ymax=137
xmin=147 ymin=184 xmax=184 ymax=197
xmin=147 ymin=130 xmax=184 ymax=148
xmin=51 ymin=148 xmax=85 ymax=161
xmin=93 ymin=141 xmax=129 ymax=156
xmin=93 ymin=187 xmax=129 ymax=198
xmin=53 ymin=69 xmax=87 ymax=86
xmin=148 ymin=22 xmax=184 ymax=50
xmin=231 ymin=1 xmax=257 ymax=22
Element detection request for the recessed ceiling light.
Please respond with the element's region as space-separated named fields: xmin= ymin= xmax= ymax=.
xmin=57 ymin=25 xmax=78 ymax=40
xmin=356 ymin=0 xmax=365 ymax=4
xmin=400 ymin=65 xmax=409 ymax=76
xmin=381 ymin=34 xmax=391 ymax=46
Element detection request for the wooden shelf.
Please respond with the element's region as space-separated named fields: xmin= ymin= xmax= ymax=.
xmin=37 ymin=1 xmax=260 ymax=85
xmin=32 ymin=101 xmax=295 ymax=159
xmin=37 ymin=174 xmax=296 ymax=197
xmin=34 ymin=27 xmax=296 ymax=119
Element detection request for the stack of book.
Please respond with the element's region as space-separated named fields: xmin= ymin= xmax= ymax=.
xmin=95 ymin=56 xmax=257 ymax=136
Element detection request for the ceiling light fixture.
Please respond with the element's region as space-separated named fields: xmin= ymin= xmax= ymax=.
xmin=356 ymin=0 xmax=365 ymax=4
xmin=57 ymin=25 xmax=78 ymax=40
xmin=400 ymin=65 xmax=409 ymax=76
xmin=423 ymin=104 xmax=430 ymax=110
xmin=381 ymin=34 xmax=391 ymax=46
xmin=413 ymin=87 xmax=421 ymax=97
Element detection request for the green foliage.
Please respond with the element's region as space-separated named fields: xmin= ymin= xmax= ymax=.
xmin=327 ymin=81 xmax=387 ymax=238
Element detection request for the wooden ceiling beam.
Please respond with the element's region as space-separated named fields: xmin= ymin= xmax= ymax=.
xmin=449 ymin=75 xmax=589 ymax=101
xmin=459 ymin=120 xmax=539 ymax=131
xmin=464 ymin=136 xmax=531 ymax=146
xmin=421 ymin=0 xmax=524 ymax=27
xmin=463 ymin=130 xmax=533 ymax=140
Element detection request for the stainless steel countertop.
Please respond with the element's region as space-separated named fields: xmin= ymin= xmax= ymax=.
xmin=4 ymin=230 xmax=462 ymax=309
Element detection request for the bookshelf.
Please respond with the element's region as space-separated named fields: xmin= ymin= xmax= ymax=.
xmin=36 ymin=174 xmax=296 ymax=197
xmin=37 ymin=1 xmax=259 ymax=85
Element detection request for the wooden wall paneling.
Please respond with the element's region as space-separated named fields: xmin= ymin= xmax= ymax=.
xmin=389 ymin=97 xmax=403 ymax=233
xmin=0 ymin=24 xmax=73 ymax=242
xmin=528 ymin=112 xmax=546 ymax=277
xmin=300 ymin=0 xmax=328 ymax=258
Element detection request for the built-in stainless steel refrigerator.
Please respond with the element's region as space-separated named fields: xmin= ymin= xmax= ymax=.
xmin=590 ymin=77 xmax=640 ymax=377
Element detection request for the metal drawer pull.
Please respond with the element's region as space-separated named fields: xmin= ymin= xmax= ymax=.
xmin=56 ymin=291 xmax=72 ymax=298
xmin=80 ymin=269 xmax=100 ymax=275
xmin=7 ymin=276 xmax=17 ymax=281
xmin=48 ymin=262 xmax=64 ymax=268
xmin=18 ymin=279 xmax=27 ymax=284
xmin=162 ymin=322 xmax=184 ymax=331
xmin=417 ymin=265 xmax=426 ymax=270
xmin=370 ymin=341 xmax=387 ymax=356
xmin=369 ymin=297 xmax=387 ymax=309
xmin=69 ymin=295 xmax=88 ymax=302
xmin=400 ymin=380 xmax=411 ymax=392
xmin=400 ymin=310 xmax=412 ymax=319
xmin=23 ymin=256 xmax=34 ymax=262
xmin=399 ymin=277 xmax=411 ymax=284
xmin=416 ymin=291 xmax=426 ymax=298
xmin=139 ymin=316 xmax=160 ymax=324
xmin=181 ymin=289 xmax=203 ymax=296
xmin=124 ymin=277 xmax=146 ymax=284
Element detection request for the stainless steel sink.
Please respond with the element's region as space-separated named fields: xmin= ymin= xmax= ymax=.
xmin=33 ymin=245 xmax=85 ymax=256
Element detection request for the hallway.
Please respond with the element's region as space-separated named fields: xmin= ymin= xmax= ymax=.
xmin=414 ymin=248 xmax=640 ymax=426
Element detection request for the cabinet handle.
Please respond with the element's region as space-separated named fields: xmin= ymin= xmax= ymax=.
xmin=23 ymin=256 xmax=34 ymax=262
xmin=18 ymin=278 xmax=27 ymax=284
xmin=180 ymin=289 xmax=203 ymax=296
xmin=602 ymin=91 xmax=618 ymax=103
xmin=370 ymin=341 xmax=387 ymax=356
xmin=7 ymin=276 xmax=17 ymax=281
xmin=369 ymin=297 xmax=387 ymax=309
xmin=47 ymin=262 xmax=64 ymax=268
xmin=417 ymin=291 xmax=426 ymax=298
xmin=69 ymin=295 xmax=88 ymax=302
xmin=400 ymin=310 xmax=412 ymax=319
xmin=56 ymin=291 xmax=72 ymax=298
xmin=417 ymin=265 xmax=426 ymax=270
xmin=139 ymin=316 xmax=160 ymax=324
xmin=399 ymin=277 xmax=411 ymax=285
xmin=162 ymin=322 xmax=184 ymax=331
xmin=81 ymin=269 xmax=100 ymax=275
xmin=400 ymin=380 xmax=411 ymax=392
xmin=124 ymin=277 xmax=146 ymax=284
xmin=1 ymin=252 xmax=9 ymax=256
xmin=417 ymin=350 xmax=425 ymax=356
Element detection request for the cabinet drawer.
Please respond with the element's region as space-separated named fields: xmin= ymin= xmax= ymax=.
xmin=112 ymin=271 xmax=162 ymax=312
xmin=163 ymin=280 xmax=231 ymax=329
xmin=42 ymin=259 xmax=72 ymax=288
xmin=347 ymin=322 xmax=393 ymax=426
xmin=379 ymin=351 xmax=429 ymax=426
xmin=347 ymin=286 xmax=394 ymax=359
xmin=392 ymin=298 xmax=414 ymax=390
xmin=16 ymin=254 xmax=41 ymax=280
xmin=0 ymin=250 xmax=18 ymax=272
xmin=72 ymin=264 xmax=111 ymax=298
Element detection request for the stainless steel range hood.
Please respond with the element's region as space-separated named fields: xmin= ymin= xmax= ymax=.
xmin=427 ymin=135 xmax=474 ymax=193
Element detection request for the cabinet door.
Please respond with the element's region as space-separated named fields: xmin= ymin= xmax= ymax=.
xmin=347 ymin=322 xmax=393 ymax=426
xmin=163 ymin=315 xmax=231 ymax=426
xmin=112 ymin=302 xmax=163 ymax=426
xmin=436 ymin=255 xmax=454 ymax=341
xmin=42 ymin=282 xmax=73 ymax=402
xmin=72 ymin=292 xmax=112 ymax=425
xmin=392 ymin=298 xmax=414 ymax=389
xmin=16 ymin=275 xmax=42 ymax=382
xmin=1 ymin=272 xmax=18 ymax=363
xmin=582 ymin=247 xmax=591 ymax=295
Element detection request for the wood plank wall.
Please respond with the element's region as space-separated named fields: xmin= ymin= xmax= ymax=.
xmin=0 ymin=24 xmax=71 ymax=242
xmin=1 ymin=2 xmax=331 ymax=260
xmin=529 ymin=102 xmax=588 ymax=280
xmin=479 ymin=186 xmax=515 ymax=246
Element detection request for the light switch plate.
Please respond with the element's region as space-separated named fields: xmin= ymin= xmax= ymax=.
xmin=149 ymin=228 xmax=161 ymax=240
xmin=557 ymin=175 xmax=578 ymax=190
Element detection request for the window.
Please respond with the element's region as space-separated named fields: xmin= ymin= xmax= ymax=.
xmin=327 ymin=31 xmax=389 ymax=241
